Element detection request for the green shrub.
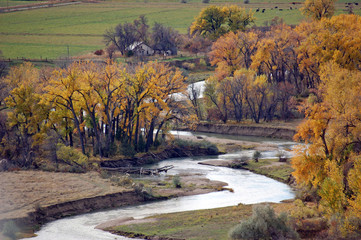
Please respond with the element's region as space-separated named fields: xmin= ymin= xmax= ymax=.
xmin=101 ymin=142 xmax=118 ymax=157
xmin=56 ymin=143 xmax=88 ymax=168
xmin=229 ymin=205 xmax=299 ymax=240
xmin=253 ymin=151 xmax=262 ymax=162
xmin=132 ymin=182 xmax=153 ymax=199
xmin=172 ymin=175 xmax=182 ymax=188
xmin=290 ymin=199 xmax=319 ymax=220
xmin=120 ymin=141 xmax=136 ymax=158
xmin=110 ymin=174 xmax=134 ymax=187
xmin=2 ymin=221 xmax=19 ymax=240
xmin=229 ymin=159 xmax=247 ymax=169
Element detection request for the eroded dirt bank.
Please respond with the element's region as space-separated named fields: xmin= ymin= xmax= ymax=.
xmin=192 ymin=122 xmax=297 ymax=140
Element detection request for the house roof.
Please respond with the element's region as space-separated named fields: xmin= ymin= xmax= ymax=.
xmin=127 ymin=42 xmax=152 ymax=51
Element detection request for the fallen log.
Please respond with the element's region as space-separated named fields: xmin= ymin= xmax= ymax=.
xmin=101 ymin=165 xmax=174 ymax=175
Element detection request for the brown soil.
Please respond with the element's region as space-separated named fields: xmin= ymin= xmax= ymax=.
xmin=0 ymin=170 xmax=127 ymax=221
xmin=0 ymin=169 xmax=226 ymax=229
xmin=152 ymin=174 xmax=227 ymax=198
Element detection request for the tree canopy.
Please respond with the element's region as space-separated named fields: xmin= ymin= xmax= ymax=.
xmin=190 ymin=5 xmax=254 ymax=40
xmin=301 ymin=0 xmax=336 ymax=20
xmin=0 ymin=61 xmax=192 ymax=165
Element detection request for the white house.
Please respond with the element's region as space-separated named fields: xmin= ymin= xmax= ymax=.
xmin=127 ymin=42 xmax=154 ymax=56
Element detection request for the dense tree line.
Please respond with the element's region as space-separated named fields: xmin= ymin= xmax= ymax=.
xmin=199 ymin=13 xmax=361 ymax=124
xmin=0 ymin=61 xmax=192 ymax=167
xmin=189 ymin=4 xmax=361 ymax=234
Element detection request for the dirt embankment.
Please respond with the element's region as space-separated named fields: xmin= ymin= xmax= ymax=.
xmin=0 ymin=145 xmax=223 ymax=233
xmin=100 ymin=145 xmax=219 ymax=168
xmin=15 ymin=190 xmax=148 ymax=231
xmin=193 ymin=122 xmax=297 ymax=140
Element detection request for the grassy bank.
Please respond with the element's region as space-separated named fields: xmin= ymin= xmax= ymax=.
xmin=241 ymin=158 xmax=294 ymax=183
xmin=107 ymin=202 xmax=295 ymax=240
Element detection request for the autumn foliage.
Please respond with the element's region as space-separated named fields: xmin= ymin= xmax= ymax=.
xmin=0 ymin=61 xmax=192 ymax=167
xmin=190 ymin=5 xmax=254 ymax=40
xmin=203 ymin=11 xmax=361 ymax=235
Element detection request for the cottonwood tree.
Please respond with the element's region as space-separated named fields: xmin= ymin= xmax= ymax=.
xmin=251 ymin=24 xmax=302 ymax=90
xmin=296 ymin=14 xmax=361 ymax=88
xmin=209 ymin=30 xmax=260 ymax=79
xmin=190 ymin=5 xmax=254 ymax=40
xmin=2 ymin=63 xmax=49 ymax=167
xmin=188 ymin=82 xmax=203 ymax=120
xmin=45 ymin=63 xmax=87 ymax=155
xmin=292 ymin=61 xmax=361 ymax=230
xmin=204 ymin=77 xmax=228 ymax=122
xmin=301 ymin=0 xmax=336 ymax=20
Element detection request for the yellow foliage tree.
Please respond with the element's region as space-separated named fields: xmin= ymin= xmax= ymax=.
xmin=292 ymin=61 xmax=361 ymax=227
xmin=209 ymin=30 xmax=260 ymax=79
xmin=190 ymin=5 xmax=254 ymax=40
xmin=2 ymin=63 xmax=49 ymax=167
xmin=301 ymin=0 xmax=336 ymax=20
xmin=296 ymin=14 xmax=361 ymax=87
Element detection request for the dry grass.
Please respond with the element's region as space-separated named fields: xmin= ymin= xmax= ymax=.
xmin=108 ymin=201 xmax=296 ymax=240
xmin=0 ymin=170 xmax=127 ymax=221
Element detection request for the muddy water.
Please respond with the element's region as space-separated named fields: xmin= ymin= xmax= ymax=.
xmin=28 ymin=134 xmax=295 ymax=240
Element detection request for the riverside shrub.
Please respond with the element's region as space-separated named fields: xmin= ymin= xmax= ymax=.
xmin=56 ymin=143 xmax=88 ymax=168
xmin=229 ymin=205 xmax=299 ymax=240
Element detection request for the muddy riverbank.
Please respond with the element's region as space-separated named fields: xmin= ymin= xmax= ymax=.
xmin=184 ymin=122 xmax=298 ymax=141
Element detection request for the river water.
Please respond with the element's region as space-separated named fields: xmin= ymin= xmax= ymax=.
xmin=28 ymin=133 xmax=295 ymax=240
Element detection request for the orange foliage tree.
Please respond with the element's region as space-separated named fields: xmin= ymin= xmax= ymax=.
xmin=296 ymin=14 xmax=361 ymax=88
xmin=292 ymin=61 xmax=361 ymax=232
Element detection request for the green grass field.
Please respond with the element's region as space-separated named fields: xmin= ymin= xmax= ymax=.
xmin=0 ymin=0 xmax=360 ymax=59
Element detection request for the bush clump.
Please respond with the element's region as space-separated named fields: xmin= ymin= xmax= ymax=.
xmin=253 ymin=151 xmax=262 ymax=162
xmin=56 ymin=143 xmax=88 ymax=169
xmin=172 ymin=175 xmax=182 ymax=188
xmin=120 ymin=141 xmax=136 ymax=158
xmin=229 ymin=205 xmax=299 ymax=240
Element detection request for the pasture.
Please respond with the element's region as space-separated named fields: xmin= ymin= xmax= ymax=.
xmin=0 ymin=0 xmax=360 ymax=59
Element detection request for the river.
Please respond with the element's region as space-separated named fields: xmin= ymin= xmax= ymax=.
xmin=28 ymin=133 xmax=295 ymax=240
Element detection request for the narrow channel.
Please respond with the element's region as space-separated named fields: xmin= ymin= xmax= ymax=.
xmin=28 ymin=133 xmax=295 ymax=240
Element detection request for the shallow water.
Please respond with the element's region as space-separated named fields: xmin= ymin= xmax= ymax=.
xmin=28 ymin=135 xmax=295 ymax=240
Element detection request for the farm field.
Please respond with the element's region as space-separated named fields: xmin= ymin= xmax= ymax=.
xmin=0 ymin=0 xmax=360 ymax=59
